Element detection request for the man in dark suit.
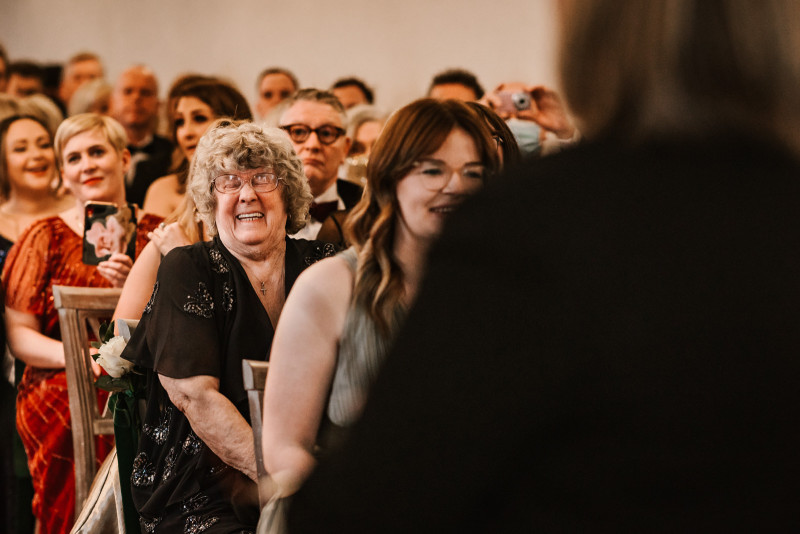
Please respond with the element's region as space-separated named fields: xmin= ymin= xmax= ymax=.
xmin=279 ymin=88 xmax=362 ymax=242
xmin=110 ymin=65 xmax=172 ymax=207
xmin=287 ymin=0 xmax=800 ymax=531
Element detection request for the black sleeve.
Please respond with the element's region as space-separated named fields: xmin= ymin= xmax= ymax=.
xmin=124 ymin=245 xmax=223 ymax=379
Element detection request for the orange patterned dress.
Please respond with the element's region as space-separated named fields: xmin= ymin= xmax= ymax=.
xmin=2 ymin=213 xmax=161 ymax=534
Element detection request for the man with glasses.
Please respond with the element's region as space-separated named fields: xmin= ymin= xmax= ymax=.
xmin=279 ymin=88 xmax=362 ymax=241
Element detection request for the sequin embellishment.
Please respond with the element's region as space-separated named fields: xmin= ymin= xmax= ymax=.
xmin=181 ymin=492 xmax=209 ymax=515
xmin=140 ymin=515 xmax=162 ymax=533
xmin=183 ymin=282 xmax=214 ymax=319
xmin=143 ymin=405 xmax=172 ymax=445
xmin=132 ymin=452 xmax=156 ymax=487
xmin=144 ymin=281 xmax=159 ymax=314
xmin=208 ymin=462 xmax=228 ymax=476
xmin=182 ymin=430 xmax=203 ymax=456
xmin=305 ymin=242 xmax=337 ymax=266
xmin=161 ymin=446 xmax=178 ymax=482
xmin=209 ymin=246 xmax=229 ymax=274
xmin=222 ymin=282 xmax=234 ymax=312
xmin=184 ymin=514 xmax=219 ymax=534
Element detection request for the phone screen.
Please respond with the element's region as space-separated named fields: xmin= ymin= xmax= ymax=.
xmin=82 ymin=202 xmax=138 ymax=265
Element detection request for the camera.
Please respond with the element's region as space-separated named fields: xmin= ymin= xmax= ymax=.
xmin=496 ymin=91 xmax=532 ymax=114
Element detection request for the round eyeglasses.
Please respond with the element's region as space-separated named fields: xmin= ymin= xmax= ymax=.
xmin=212 ymin=172 xmax=281 ymax=194
xmin=280 ymin=124 xmax=346 ymax=145
xmin=410 ymin=160 xmax=489 ymax=191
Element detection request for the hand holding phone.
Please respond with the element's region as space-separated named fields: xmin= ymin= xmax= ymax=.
xmin=82 ymin=202 xmax=137 ymax=265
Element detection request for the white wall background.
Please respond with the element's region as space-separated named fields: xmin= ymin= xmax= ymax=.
xmin=1 ymin=0 xmax=559 ymax=113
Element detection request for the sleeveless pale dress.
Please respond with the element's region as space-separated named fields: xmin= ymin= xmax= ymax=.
xmin=325 ymin=248 xmax=406 ymax=431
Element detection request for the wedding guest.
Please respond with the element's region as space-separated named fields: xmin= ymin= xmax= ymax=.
xmin=0 ymin=113 xmax=73 ymax=534
xmin=143 ymin=78 xmax=252 ymax=218
xmin=255 ymin=67 xmax=298 ymax=122
xmin=121 ymin=119 xmax=334 ymax=533
xmin=262 ymin=99 xmax=499 ymax=500
xmin=2 ymin=113 xmax=161 ymax=534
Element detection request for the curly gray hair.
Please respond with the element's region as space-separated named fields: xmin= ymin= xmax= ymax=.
xmin=188 ymin=119 xmax=311 ymax=236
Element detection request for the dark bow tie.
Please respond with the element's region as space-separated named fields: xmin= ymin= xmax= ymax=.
xmin=127 ymin=140 xmax=155 ymax=156
xmin=309 ymin=201 xmax=339 ymax=222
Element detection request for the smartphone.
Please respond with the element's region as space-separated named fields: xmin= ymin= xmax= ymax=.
xmin=82 ymin=202 xmax=137 ymax=265
xmin=496 ymin=91 xmax=532 ymax=114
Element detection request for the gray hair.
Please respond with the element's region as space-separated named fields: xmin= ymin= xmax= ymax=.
xmin=188 ymin=119 xmax=312 ymax=236
xmin=280 ymin=88 xmax=348 ymax=129
xmin=346 ymin=104 xmax=385 ymax=140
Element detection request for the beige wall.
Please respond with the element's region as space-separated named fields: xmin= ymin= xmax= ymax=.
xmin=1 ymin=0 xmax=559 ymax=113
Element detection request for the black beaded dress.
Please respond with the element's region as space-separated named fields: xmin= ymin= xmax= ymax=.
xmin=122 ymin=236 xmax=335 ymax=533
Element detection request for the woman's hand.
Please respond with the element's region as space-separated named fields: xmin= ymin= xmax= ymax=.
xmin=97 ymin=253 xmax=133 ymax=288
xmin=483 ymin=82 xmax=576 ymax=139
xmin=147 ymin=222 xmax=192 ymax=257
xmin=518 ymin=85 xmax=576 ymax=139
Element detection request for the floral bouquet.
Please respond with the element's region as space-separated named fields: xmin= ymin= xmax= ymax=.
xmin=91 ymin=321 xmax=143 ymax=393
xmin=92 ymin=321 xmax=146 ymax=534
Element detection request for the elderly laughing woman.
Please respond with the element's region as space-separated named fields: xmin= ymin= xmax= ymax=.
xmin=120 ymin=119 xmax=334 ymax=533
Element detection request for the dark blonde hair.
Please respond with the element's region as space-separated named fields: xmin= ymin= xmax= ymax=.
xmin=54 ymin=113 xmax=128 ymax=169
xmin=559 ymin=0 xmax=800 ymax=153
xmin=345 ymin=98 xmax=499 ymax=334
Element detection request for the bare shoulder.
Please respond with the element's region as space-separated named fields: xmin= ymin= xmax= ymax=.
xmin=143 ymin=174 xmax=181 ymax=216
xmin=293 ymin=254 xmax=354 ymax=303
xmin=281 ymin=254 xmax=354 ymax=336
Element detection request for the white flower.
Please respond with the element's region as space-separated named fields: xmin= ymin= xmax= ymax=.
xmin=96 ymin=335 xmax=134 ymax=378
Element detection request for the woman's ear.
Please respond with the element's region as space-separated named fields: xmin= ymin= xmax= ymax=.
xmin=120 ymin=148 xmax=132 ymax=174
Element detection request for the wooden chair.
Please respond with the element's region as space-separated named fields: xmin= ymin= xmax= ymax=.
xmin=242 ymin=358 xmax=271 ymax=507
xmin=52 ymin=284 xmax=122 ymax=519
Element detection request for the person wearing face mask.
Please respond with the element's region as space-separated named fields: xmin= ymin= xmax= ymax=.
xmin=2 ymin=113 xmax=162 ymax=534
xmin=483 ymin=82 xmax=579 ymax=158
xmin=260 ymin=99 xmax=499 ymax=520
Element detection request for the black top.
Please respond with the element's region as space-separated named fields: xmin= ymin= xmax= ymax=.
xmin=123 ymin=236 xmax=335 ymax=532
xmin=289 ymin=135 xmax=800 ymax=532
xmin=126 ymin=134 xmax=173 ymax=207
xmin=336 ymin=179 xmax=363 ymax=210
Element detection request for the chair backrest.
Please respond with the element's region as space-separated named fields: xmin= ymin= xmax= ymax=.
xmin=242 ymin=358 xmax=270 ymax=508
xmin=52 ymin=284 xmax=122 ymax=519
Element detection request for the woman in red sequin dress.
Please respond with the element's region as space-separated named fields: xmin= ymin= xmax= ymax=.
xmin=2 ymin=113 xmax=162 ymax=534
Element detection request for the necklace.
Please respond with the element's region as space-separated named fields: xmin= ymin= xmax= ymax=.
xmin=242 ymin=263 xmax=269 ymax=297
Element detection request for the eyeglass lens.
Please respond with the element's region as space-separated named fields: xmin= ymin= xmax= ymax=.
xmin=214 ymin=173 xmax=279 ymax=193
xmin=414 ymin=161 xmax=487 ymax=190
xmin=282 ymin=125 xmax=344 ymax=145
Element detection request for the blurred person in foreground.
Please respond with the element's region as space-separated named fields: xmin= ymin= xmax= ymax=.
xmin=288 ymin=0 xmax=800 ymax=531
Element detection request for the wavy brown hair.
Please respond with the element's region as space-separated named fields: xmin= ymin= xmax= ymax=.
xmin=345 ymin=98 xmax=499 ymax=334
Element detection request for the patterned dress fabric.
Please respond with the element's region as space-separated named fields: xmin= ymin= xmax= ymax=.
xmin=1 ymin=213 xmax=161 ymax=534
xmin=122 ymin=237 xmax=334 ymax=533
